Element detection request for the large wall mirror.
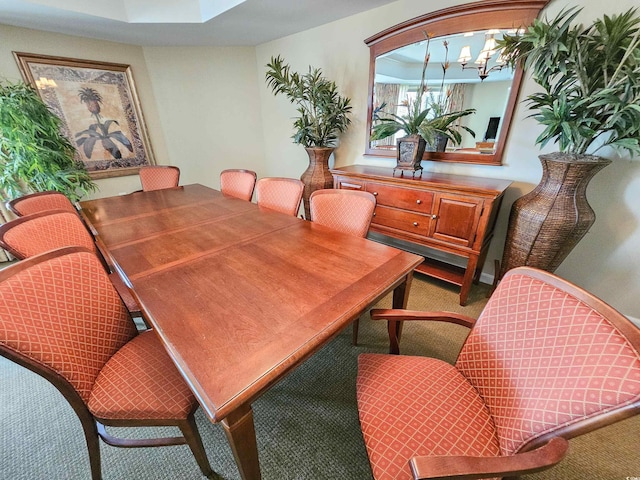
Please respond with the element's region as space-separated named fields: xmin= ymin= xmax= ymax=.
xmin=364 ymin=0 xmax=549 ymax=166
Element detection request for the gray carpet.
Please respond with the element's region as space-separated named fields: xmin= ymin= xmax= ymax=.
xmin=2 ymin=275 xmax=639 ymax=479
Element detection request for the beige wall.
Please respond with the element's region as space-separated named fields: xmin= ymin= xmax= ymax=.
xmin=1 ymin=0 xmax=639 ymax=319
xmin=141 ymin=46 xmax=266 ymax=188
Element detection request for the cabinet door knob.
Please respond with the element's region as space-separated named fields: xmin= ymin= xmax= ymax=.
xmin=413 ymin=222 xmax=419 ymax=227
xmin=372 ymin=212 xmax=376 ymax=216
xmin=432 ymin=214 xmax=437 ymax=219
xmin=416 ymin=199 xmax=422 ymax=204
xmin=372 ymin=192 xmax=378 ymax=196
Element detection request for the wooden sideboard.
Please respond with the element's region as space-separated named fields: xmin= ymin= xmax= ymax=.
xmin=331 ymin=165 xmax=511 ymax=305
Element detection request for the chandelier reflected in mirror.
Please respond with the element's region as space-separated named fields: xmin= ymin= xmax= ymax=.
xmin=458 ymin=29 xmax=519 ymax=81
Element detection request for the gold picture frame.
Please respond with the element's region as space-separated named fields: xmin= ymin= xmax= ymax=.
xmin=13 ymin=52 xmax=156 ymax=179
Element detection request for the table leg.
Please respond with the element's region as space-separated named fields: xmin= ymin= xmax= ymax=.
xmin=222 ymin=404 xmax=261 ymax=480
xmin=388 ymin=272 xmax=414 ymax=354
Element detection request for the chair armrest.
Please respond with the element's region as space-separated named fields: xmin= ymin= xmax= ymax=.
xmin=370 ymin=309 xmax=476 ymax=328
xmin=370 ymin=309 xmax=476 ymax=354
xmin=410 ymin=437 xmax=569 ymax=480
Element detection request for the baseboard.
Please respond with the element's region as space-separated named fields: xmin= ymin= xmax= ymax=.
xmin=479 ymin=272 xmax=495 ymax=286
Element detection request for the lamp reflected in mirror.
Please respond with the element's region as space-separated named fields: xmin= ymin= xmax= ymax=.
xmin=458 ymin=28 xmax=525 ymax=81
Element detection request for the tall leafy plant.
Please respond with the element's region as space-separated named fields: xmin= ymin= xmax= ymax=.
xmin=499 ymin=7 xmax=640 ymax=156
xmin=0 ymin=80 xmax=96 ymax=202
xmin=265 ymin=56 xmax=352 ymax=148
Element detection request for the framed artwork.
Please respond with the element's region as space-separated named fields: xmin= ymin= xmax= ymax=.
xmin=13 ymin=52 xmax=156 ymax=179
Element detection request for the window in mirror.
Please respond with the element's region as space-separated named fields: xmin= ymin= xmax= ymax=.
xmin=364 ymin=0 xmax=549 ymax=166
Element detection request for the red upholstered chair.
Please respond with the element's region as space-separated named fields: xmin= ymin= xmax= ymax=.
xmin=310 ymin=188 xmax=376 ymax=345
xmin=0 ymin=247 xmax=214 ymax=480
xmin=6 ymin=190 xmax=77 ymax=217
xmin=310 ymin=189 xmax=376 ymax=238
xmin=255 ymin=177 xmax=304 ymax=216
xmin=139 ymin=165 xmax=180 ymax=191
xmin=220 ymin=168 xmax=257 ymax=201
xmin=0 ymin=210 xmax=143 ymax=320
xmin=358 ymin=267 xmax=640 ymax=480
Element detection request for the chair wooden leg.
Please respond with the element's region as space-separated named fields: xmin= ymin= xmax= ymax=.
xmin=78 ymin=414 xmax=102 ymax=480
xmin=179 ymin=414 xmax=217 ymax=479
xmin=352 ymin=318 xmax=360 ymax=346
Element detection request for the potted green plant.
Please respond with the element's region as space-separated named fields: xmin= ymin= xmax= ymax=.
xmin=370 ymin=34 xmax=476 ymax=175
xmin=497 ymin=7 xmax=640 ymax=277
xmin=265 ymin=56 xmax=352 ymax=219
xmin=0 ymin=80 xmax=96 ymax=203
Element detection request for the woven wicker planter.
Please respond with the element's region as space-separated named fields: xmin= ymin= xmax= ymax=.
xmin=500 ymin=152 xmax=611 ymax=277
xmin=301 ymin=147 xmax=334 ymax=220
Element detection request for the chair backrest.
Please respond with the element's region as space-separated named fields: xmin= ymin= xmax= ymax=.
xmin=255 ymin=177 xmax=304 ymax=216
xmin=0 ymin=210 xmax=96 ymax=260
xmin=139 ymin=165 xmax=180 ymax=192
xmin=309 ymin=189 xmax=376 ymax=238
xmin=6 ymin=191 xmax=77 ymax=217
xmin=455 ymin=266 xmax=640 ymax=456
xmin=220 ymin=169 xmax=257 ymax=201
xmin=0 ymin=247 xmax=137 ymax=403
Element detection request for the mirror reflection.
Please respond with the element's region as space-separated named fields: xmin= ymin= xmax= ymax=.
xmin=371 ymin=29 xmax=517 ymax=156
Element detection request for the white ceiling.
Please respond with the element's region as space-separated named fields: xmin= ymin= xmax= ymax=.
xmin=0 ymin=0 xmax=398 ymax=46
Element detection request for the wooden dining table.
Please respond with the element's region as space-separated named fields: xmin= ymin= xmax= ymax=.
xmin=79 ymin=183 xmax=422 ymax=480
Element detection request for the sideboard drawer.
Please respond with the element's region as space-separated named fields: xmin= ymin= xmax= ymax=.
xmin=334 ymin=176 xmax=365 ymax=190
xmin=366 ymin=182 xmax=433 ymax=213
xmin=373 ymin=206 xmax=431 ymax=236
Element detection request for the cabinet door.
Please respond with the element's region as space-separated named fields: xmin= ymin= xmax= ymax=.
xmin=429 ymin=194 xmax=483 ymax=247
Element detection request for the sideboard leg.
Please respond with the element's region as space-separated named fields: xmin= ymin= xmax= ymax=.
xmin=459 ymin=255 xmax=478 ymax=306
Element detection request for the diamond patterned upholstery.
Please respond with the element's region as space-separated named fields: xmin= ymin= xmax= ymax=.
xmin=357 ymin=355 xmax=500 ymax=480
xmin=256 ymin=177 xmax=304 ymax=216
xmin=456 ymin=271 xmax=640 ymax=456
xmin=0 ymin=210 xmax=143 ymax=319
xmin=0 ymin=210 xmax=95 ymax=259
xmin=220 ymin=168 xmax=257 ymax=201
xmin=0 ymin=249 xmax=137 ymax=403
xmin=139 ymin=165 xmax=180 ymax=192
xmin=0 ymin=247 xmax=214 ymax=479
xmin=6 ymin=191 xmax=77 ymax=217
xmin=357 ymin=267 xmax=640 ymax=480
xmin=89 ymin=331 xmax=196 ymax=420
xmin=310 ymin=189 xmax=376 ymax=238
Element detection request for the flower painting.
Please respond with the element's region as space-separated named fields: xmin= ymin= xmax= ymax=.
xmin=13 ymin=52 xmax=155 ymax=179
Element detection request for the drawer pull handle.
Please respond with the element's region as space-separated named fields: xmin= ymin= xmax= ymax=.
xmin=373 ymin=192 xmax=378 ymax=196
xmin=413 ymin=222 xmax=419 ymax=227
xmin=372 ymin=212 xmax=376 ymax=216
xmin=416 ymin=199 xmax=422 ymax=204
xmin=432 ymin=214 xmax=437 ymax=219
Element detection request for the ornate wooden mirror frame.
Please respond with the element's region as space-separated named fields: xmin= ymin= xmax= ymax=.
xmin=364 ymin=0 xmax=549 ymax=166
